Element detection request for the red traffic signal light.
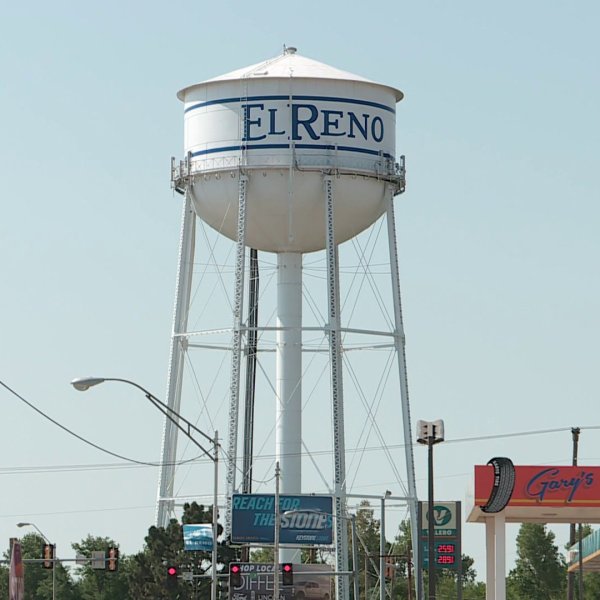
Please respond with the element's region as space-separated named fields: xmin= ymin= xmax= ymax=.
xmin=42 ymin=544 xmax=55 ymax=569
xmin=282 ymin=562 xmax=293 ymax=586
xmin=106 ymin=547 xmax=119 ymax=572
xmin=166 ymin=565 xmax=178 ymax=589
xmin=230 ymin=562 xmax=242 ymax=587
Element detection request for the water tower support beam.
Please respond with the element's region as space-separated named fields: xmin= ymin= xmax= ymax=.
xmin=242 ymin=249 xmax=260 ymax=496
xmin=324 ymin=175 xmax=349 ymax=600
xmin=385 ymin=191 xmax=420 ymax=599
xmin=225 ymin=173 xmax=249 ymax=539
xmin=276 ymin=251 xmax=303 ymax=563
xmin=156 ymin=190 xmax=196 ymax=527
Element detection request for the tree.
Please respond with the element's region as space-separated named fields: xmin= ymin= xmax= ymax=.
xmin=250 ymin=547 xmax=274 ymax=563
xmin=126 ymin=501 xmax=237 ymax=599
xmin=71 ymin=535 xmax=130 ymax=599
xmin=507 ymin=523 xmax=565 ymax=600
xmin=0 ymin=565 xmax=8 ymax=598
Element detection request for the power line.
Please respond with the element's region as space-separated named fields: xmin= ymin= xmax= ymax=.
xmin=0 ymin=379 xmax=202 ymax=468
xmin=1 ymin=376 xmax=594 ymax=480
xmin=0 ymin=504 xmax=155 ymax=520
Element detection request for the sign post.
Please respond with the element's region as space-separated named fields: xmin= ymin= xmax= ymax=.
xmin=418 ymin=501 xmax=462 ymax=600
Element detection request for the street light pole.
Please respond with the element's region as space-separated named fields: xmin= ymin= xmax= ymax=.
xmin=427 ymin=438 xmax=435 ymax=600
xmin=274 ymin=461 xmax=281 ymax=600
xmin=71 ymin=376 xmax=220 ymax=600
xmin=17 ymin=522 xmax=55 ymax=600
xmin=416 ymin=420 xmax=444 ymax=600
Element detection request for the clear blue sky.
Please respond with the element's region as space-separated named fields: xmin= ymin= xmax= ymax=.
xmin=1 ymin=0 xmax=599 ymax=580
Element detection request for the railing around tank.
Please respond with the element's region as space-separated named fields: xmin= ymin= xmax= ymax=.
xmin=170 ymin=152 xmax=406 ymax=195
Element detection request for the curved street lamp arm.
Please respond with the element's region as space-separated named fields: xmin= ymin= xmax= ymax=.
xmin=143 ymin=391 xmax=216 ymax=461
xmin=17 ymin=522 xmax=50 ymax=544
xmin=75 ymin=377 xmax=218 ymax=461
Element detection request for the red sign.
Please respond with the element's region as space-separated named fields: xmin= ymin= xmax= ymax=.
xmin=475 ymin=465 xmax=600 ymax=507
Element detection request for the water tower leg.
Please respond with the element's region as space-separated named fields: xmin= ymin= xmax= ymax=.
xmin=156 ymin=190 xmax=197 ymax=527
xmin=324 ymin=175 xmax=349 ymax=600
xmin=276 ymin=251 xmax=303 ymax=563
xmin=385 ymin=192 xmax=420 ymax=599
xmin=225 ymin=174 xmax=249 ymax=540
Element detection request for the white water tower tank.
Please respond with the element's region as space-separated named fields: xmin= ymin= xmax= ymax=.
xmin=176 ymin=47 xmax=404 ymax=253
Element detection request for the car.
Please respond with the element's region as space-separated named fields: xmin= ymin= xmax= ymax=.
xmin=294 ymin=579 xmax=331 ymax=600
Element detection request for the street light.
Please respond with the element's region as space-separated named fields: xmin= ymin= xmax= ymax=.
xmin=282 ymin=508 xmax=360 ymax=600
xmin=416 ymin=419 xmax=444 ymax=600
xmin=71 ymin=376 xmax=220 ymax=600
xmin=17 ymin=522 xmax=55 ymax=600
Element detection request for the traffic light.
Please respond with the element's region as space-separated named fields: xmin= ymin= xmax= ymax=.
xmin=106 ymin=547 xmax=119 ymax=572
xmin=282 ymin=563 xmax=293 ymax=586
xmin=42 ymin=543 xmax=55 ymax=569
xmin=230 ymin=562 xmax=242 ymax=587
xmin=166 ymin=565 xmax=178 ymax=589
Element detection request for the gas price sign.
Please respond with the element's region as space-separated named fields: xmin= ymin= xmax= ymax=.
xmin=418 ymin=501 xmax=461 ymax=572
xmin=421 ymin=541 xmax=460 ymax=568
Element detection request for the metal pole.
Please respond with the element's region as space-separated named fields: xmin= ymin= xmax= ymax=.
xmin=578 ymin=523 xmax=584 ymax=600
xmin=365 ymin=553 xmax=369 ymax=600
xmin=211 ymin=432 xmax=219 ymax=600
xmin=351 ymin=516 xmax=360 ymax=600
xmin=427 ymin=439 xmax=435 ymax=600
xmin=324 ymin=174 xmax=349 ymax=600
xmin=23 ymin=524 xmax=55 ymax=600
xmin=225 ymin=173 xmax=248 ymax=540
xmin=157 ymin=190 xmax=196 ymax=527
xmin=242 ymin=249 xmax=259 ymax=499
xmin=385 ymin=193 xmax=419 ymax=600
xmin=276 ymin=251 xmax=302 ymax=565
xmin=380 ymin=497 xmax=386 ymax=600
xmin=568 ymin=427 xmax=580 ymax=600
xmin=274 ymin=461 xmax=280 ymax=600
xmin=407 ymin=554 xmax=413 ymax=600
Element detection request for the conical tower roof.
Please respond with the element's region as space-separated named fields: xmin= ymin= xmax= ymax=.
xmin=177 ymin=47 xmax=403 ymax=101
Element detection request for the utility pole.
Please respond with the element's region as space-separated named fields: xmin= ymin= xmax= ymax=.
xmin=364 ymin=553 xmax=369 ymax=600
xmin=568 ymin=427 xmax=580 ymax=600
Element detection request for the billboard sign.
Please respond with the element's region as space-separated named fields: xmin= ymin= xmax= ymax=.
xmin=228 ymin=563 xmax=332 ymax=600
xmin=183 ymin=524 xmax=213 ymax=552
xmin=231 ymin=494 xmax=333 ymax=545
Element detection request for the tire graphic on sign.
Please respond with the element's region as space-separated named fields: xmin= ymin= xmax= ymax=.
xmin=481 ymin=456 xmax=515 ymax=513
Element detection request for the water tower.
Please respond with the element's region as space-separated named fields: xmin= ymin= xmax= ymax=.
xmin=160 ymin=47 xmax=418 ymax=598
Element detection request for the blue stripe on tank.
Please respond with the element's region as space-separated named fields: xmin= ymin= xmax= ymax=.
xmin=184 ymin=95 xmax=395 ymax=115
xmin=190 ymin=144 xmax=394 ymax=160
